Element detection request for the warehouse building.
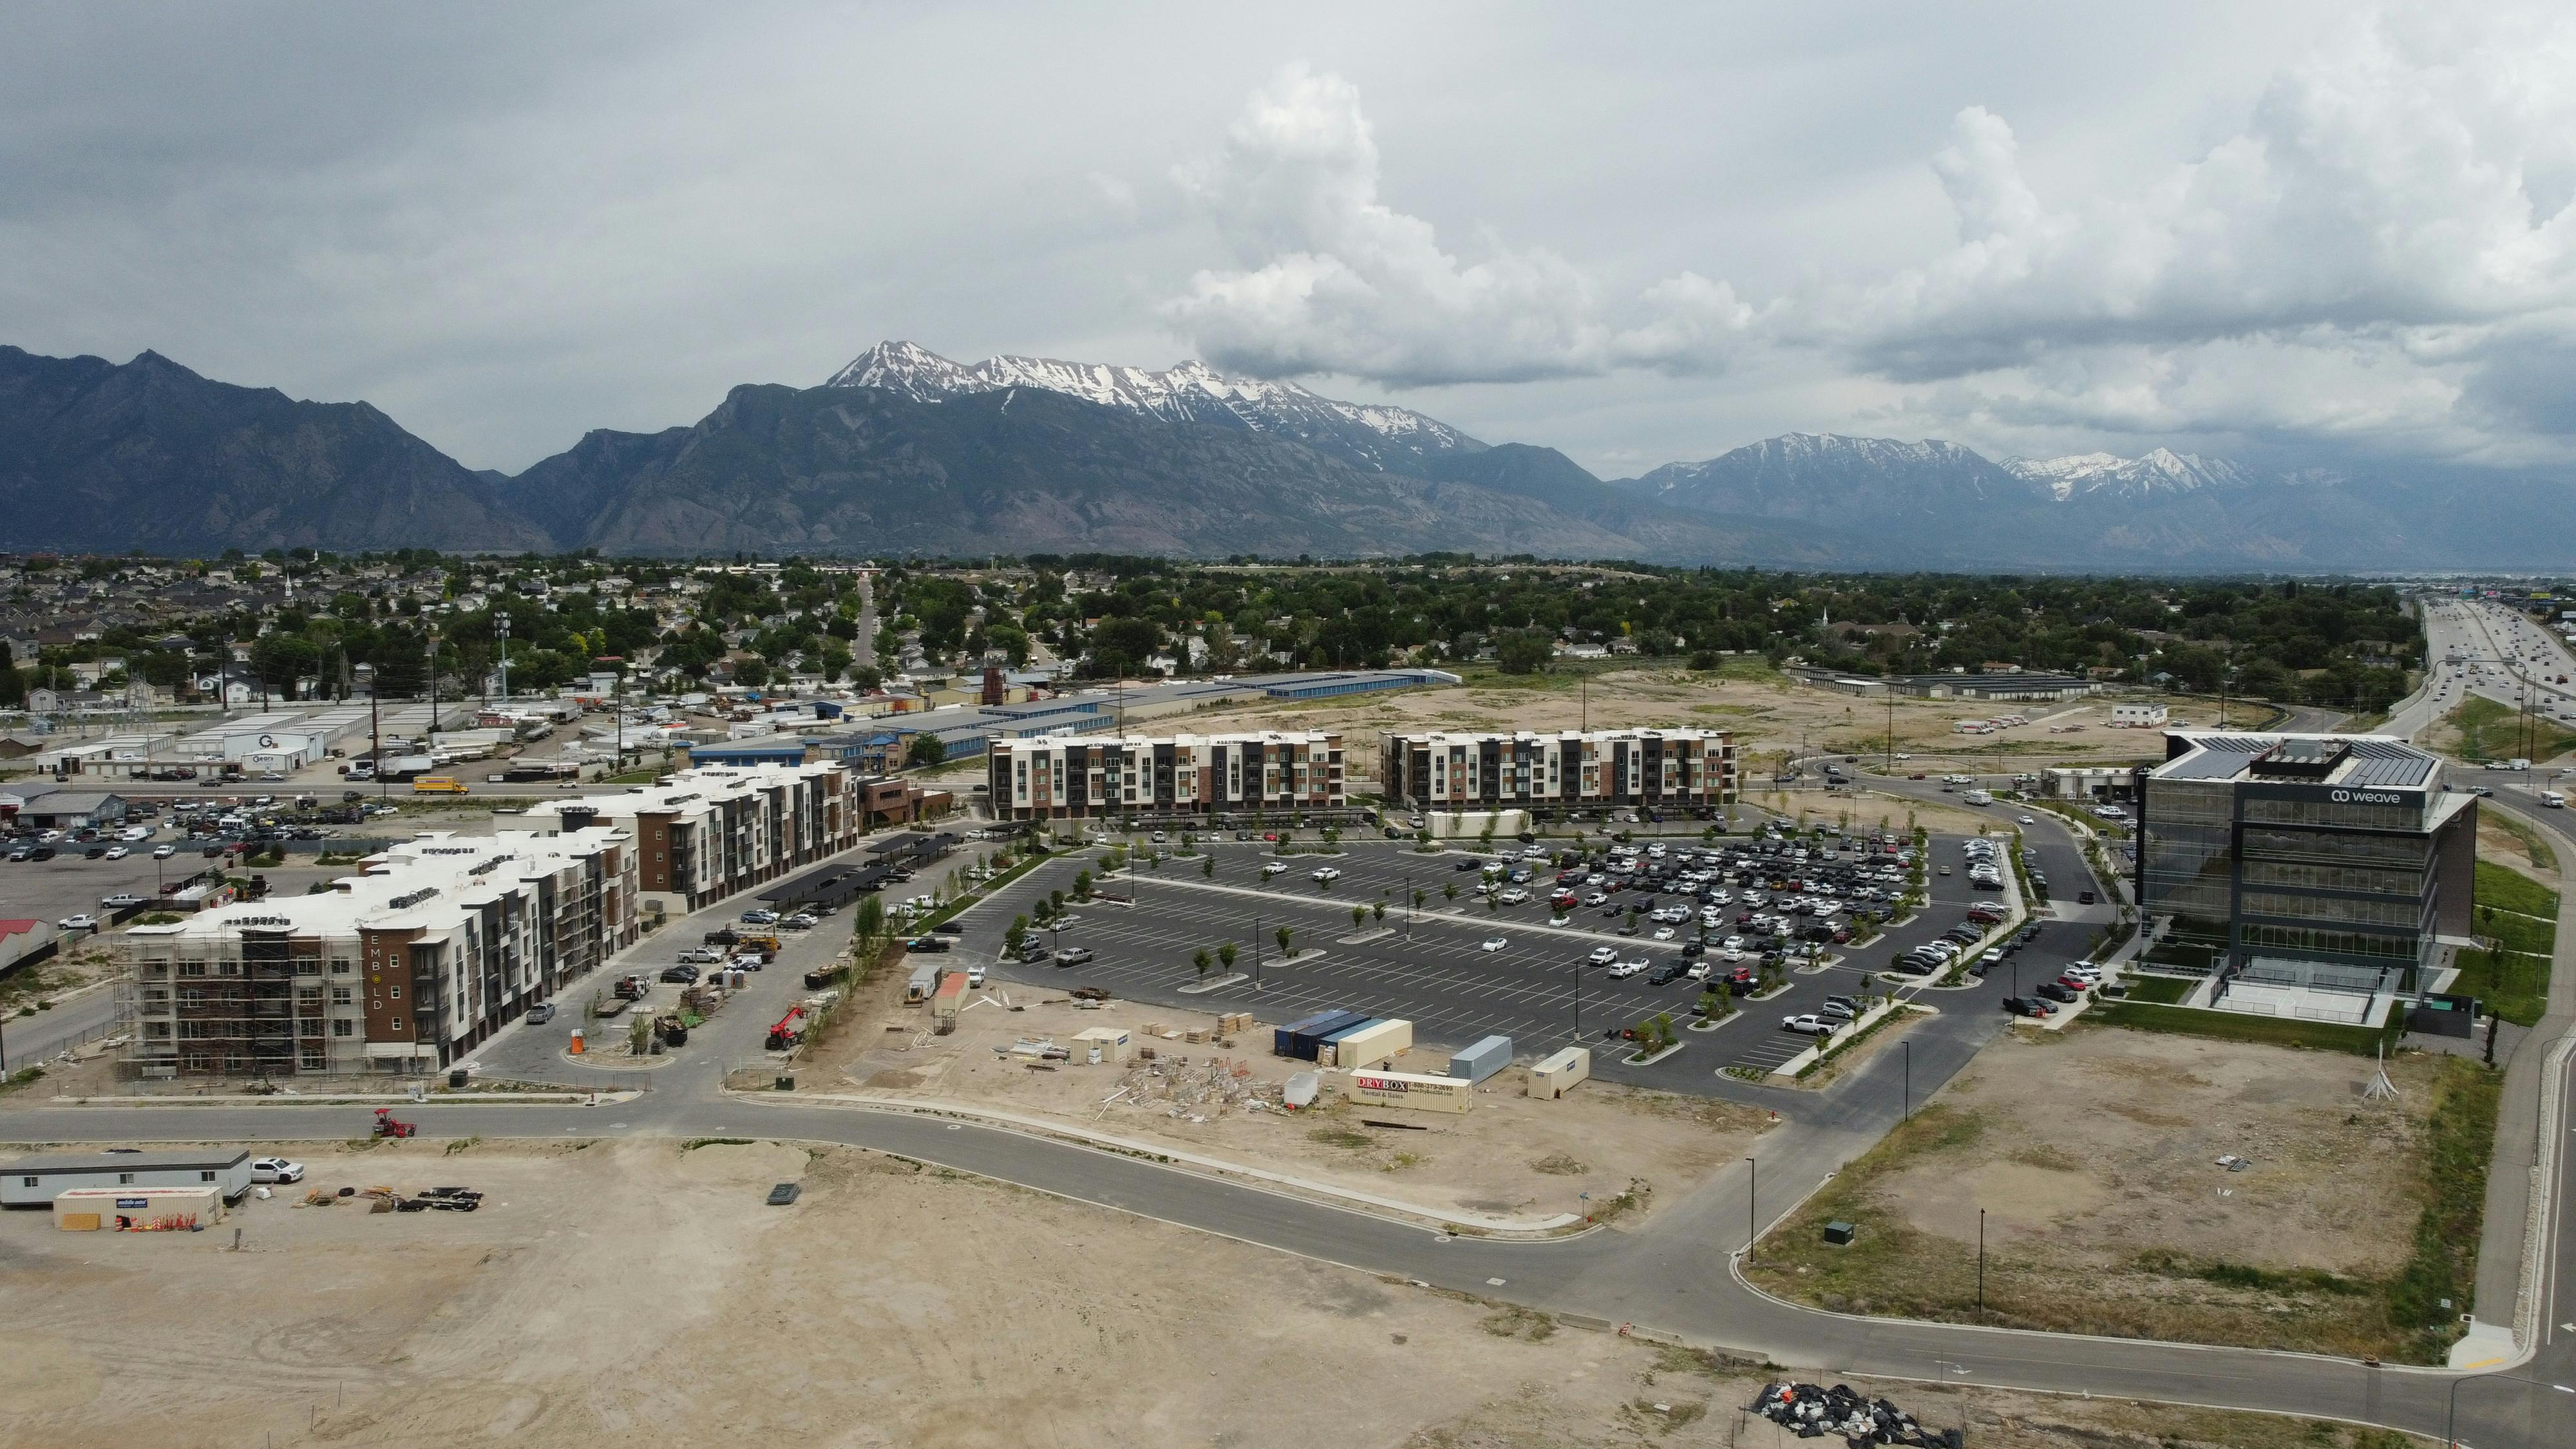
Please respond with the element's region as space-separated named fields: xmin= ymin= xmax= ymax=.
xmin=986 ymin=731 xmax=1346 ymax=824
xmin=118 ymin=828 xmax=639 ymax=1080
xmin=523 ymin=761 xmax=862 ymax=914
xmin=2136 ymin=732 xmax=2476 ymax=1014
xmin=1378 ymin=729 xmax=1738 ymax=814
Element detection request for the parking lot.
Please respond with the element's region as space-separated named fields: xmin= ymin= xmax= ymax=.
xmin=965 ymin=831 xmax=2099 ymax=1092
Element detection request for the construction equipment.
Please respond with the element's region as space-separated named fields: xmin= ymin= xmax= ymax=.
xmin=370 ymin=1108 xmax=417 ymax=1139
xmin=765 ymin=1005 xmax=808 ymax=1051
xmin=654 ymin=1014 xmax=690 ymax=1048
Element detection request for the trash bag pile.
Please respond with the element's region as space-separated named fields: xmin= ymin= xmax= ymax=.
xmin=1747 ymin=1381 xmax=1960 ymax=1446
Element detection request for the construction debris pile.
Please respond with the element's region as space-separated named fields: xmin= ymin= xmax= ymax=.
xmin=1110 ymin=1054 xmax=1283 ymax=1122
xmin=1747 ymin=1382 xmax=1959 ymax=1447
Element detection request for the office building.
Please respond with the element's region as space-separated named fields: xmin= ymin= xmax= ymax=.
xmin=522 ymin=762 xmax=864 ymax=914
xmin=120 ymin=828 xmax=639 ymax=1079
xmin=1378 ymin=729 xmax=1738 ymax=813
xmin=2137 ymin=732 xmax=2475 ymax=1003
xmin=987 ymin=732 xmax=1345 ymax=823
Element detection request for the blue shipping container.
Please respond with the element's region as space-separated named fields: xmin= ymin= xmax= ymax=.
xmin=1449 ymin=1034 xmax=1513 ymax=1083
xmin=1274 ymin=1009 xmax=1352 ymax=1057
xmin=1285 ymin=1009 xmax=1368 ymax=1061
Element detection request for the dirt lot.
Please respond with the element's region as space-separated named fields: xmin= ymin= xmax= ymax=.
xmin=0 ymin=1135 xmax=2419 ymax=1449
xmin=809 ymin=987 xmax=1774 ymax=1227
xmin=1747 ymin=1024 xmax=2479 ymax=1361
xmin=1170 ymin=666 xmax=2184 ymax=786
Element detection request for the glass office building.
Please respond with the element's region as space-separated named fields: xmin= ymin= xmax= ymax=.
xmin=2137 ymin=733 xmax=2476 ymax=995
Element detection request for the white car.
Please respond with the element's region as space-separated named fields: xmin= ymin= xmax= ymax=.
xmin=1651 ymin=926 xmax=1675 ymax=940
xmin=1479 ymin=937 xmax=1510 ymax=952
xmin=249 ymin=1157 xmax=304 ymax=1184
xmin=1498 ymin=887 xmax=1529 ymax=905
xmin=2018 ymin=815 xmax=2036 ymax=825
xmin=1607 ymin=960 xmax=1647 ymax=978
xmin=1309 ymin=866 xmax=1341 ymax=882
xmin=966 ymin=965 xmax=988 ymax=987
xmin=1262 ymin=861 xmax=1289 ymax=876
xmin=151 ymin=844 xmax=176 ymax=858
xmin=1587 ymin=945 xmax=1619 ymax=965
xmin=57 ymin=913 xmax=99 ymax=932
xmin=103 ymin=846 xmax=130 ymax=860
xmin=1780 ymin=1014 xmax=1837 ymax=1036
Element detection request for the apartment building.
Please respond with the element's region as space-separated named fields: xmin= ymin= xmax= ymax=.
xmin=522 ymin=762 xmax=862 ymax=914
xmin=1378 ymin=729 xmax=1738 ymax=814
xmin=120 ymin=828 xmax=638 ymax=1080
xmin=2137 ymin=732 xmax=2476 ymax=998
xmin=987 ymin=732 xmax=1345 ymax=822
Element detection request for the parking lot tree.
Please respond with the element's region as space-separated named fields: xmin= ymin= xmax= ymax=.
xmin=1218 ymin=941 xmax=1238 ymax=972
xmin=1200 ymin=855 xmax=1214 ymax=879
xmin=1274 ymin=925 xmax=1294 ymax=958
xmin=1371 ymin=901 xmax=1386 ymax=923
xmin=1032 ymin=896 xmax=1055 ymax=924
xmin=1048 ymin=889 xmax=1066 ymax=913
xmin=1351 ymin=905 xmax=1366 ymax=928
xmin=1321 ymin=826 xmax=1339 ymax=849
xmin=1443 ymin=882 xmax=1459 ymax=905
xmin=1004 ymin=914 xmax=1027 ymax=956
xmin=1193 ymin=947 xmax=1213 ymax=979
xmin=1073 ymin=869 xmax=1092 ymax=900
xmin=1412 ymin=887 xmax=1427 ymax=913
xmin=853 ymin=896 xmax=886 ymax=948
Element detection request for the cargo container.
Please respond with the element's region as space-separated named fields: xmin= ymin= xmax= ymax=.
xmin=2 ymin=1148 xmax=254 ymax=1207
xmin=1072 ymin=1025 xmax=1133 ymax=1064
xmin=929 ymin=972 xmax=968 ymax=1034
xmin=1340 ymin=1068 xmax=1472 ymax=1113
xmin=1449 ymin=1034 xmax=1513 ymax=1083
xmin=53 ymin=1184 xmax=225 ymax=1231
xmin=1528 ymin=1046 xmax=1592 ymax=1099
xmin=1329 ymin=1017 xmax=1414 ymax=1068
xmin=1274 ymin=1008 xmax=1367 ymax=1060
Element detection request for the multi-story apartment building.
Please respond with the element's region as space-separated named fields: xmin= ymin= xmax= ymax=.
xmin=120 ymin=827 xmax=638 ymax=1080
xmin=1378 ymin=729 xmax=1737 ymax=814
xmin=2137 ymin=732 xmax=2476 ymax=996
xmin=524 ymin=762 xmax=863 ymax=914
xmin=987 ymin=732 xmax=1345 ymax=823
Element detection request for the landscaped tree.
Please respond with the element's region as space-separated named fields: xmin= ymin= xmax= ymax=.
xmin=1073 ymin=869 xmax=1092 ymax=899
xmin=1371 ymin=901 xmax=1386 ymax=923
xmin=1443 ymin=882 xmax=1459 ymax=905
xmin=1697 ymin=990 xmax=1721 ymax=1019
xmin=1218 ymin=941 xmax=1238 ymax=972
xmin=1274 ymin=924 xmax=1294 ymax=958
xmin=1048 ymin=889 xmax=1066 ymax=913
xmin=1200 ymin=855 xmax=1214 ymax=879
xmin=1004 ymin=913 xmax=1027 ymax=957
xmin=1193 ymin=947 xmax=1213 ymax=978
xmin=903 ymin=733 xmax=946 ymax=769
xmin=1412 ymin=888 xmax=1426 ymax=913
xmin=853 ymin=895 xmax=886 ymax=949
xmin=1651 ymin=1012 xmax=1675 ymax=1050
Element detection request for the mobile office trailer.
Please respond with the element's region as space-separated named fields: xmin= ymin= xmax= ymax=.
xmin=1449 ymin=1034 xmax=1513 ymax=1083
xmin=1328 ymin=1017 xmax=1413 ymax=1068
xmin=1528 ymin=1047 xmax=1592 ymax=1099
xmin=1338 ymin=1068 xmax=1473 ymax=1113
xmin=904 ymin=961 xmax=940 ymax=1003
xmin=3 ymin=1149 xmax=254 ymax=1208
xmin=1072 ymin=1025 xmax=1133 ymax=1064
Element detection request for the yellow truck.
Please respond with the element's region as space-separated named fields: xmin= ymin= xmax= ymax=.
xmin=411 ymin=776 xmax=469 ymax=795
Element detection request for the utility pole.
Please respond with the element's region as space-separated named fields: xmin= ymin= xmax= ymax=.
xmin=1743 ymin=1157 xmax=1757 ymax=1267
xmin=495 ymin=611 xmax=511 ymax=703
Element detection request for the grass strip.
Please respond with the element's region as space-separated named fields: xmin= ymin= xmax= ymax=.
xmin=2465 ymin=860 xmax=2560 ymax=1026
xmin=2120 ymin=974 xmax=2194 ymax=1005
xmin=2384 ymin=1057 xmax=2502 ymax=1356
xmin=2085 ymin=1000 xmax=2397 ymax=1056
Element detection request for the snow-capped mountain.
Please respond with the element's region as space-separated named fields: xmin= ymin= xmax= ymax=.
xmin=2003 ymin=448 xmax=2262 ymax=500
xmin=822 ymin=340 xmax=1484 ymax=476
xmin=1625 ymin=433 xmax=2024 ymax=516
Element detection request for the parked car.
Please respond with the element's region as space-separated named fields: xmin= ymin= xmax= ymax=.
xmin=2035 ymin=981 xmax=2078 ymax=1003
xmin=659 ymin=964 xmax=701 ymax=984
xmin=1607 ymin=960 xmax=1647 ymax=979
xmin=1648 ymin=962 xmax=1687 ymax=985
xmin=249 ymin=1157 xmax=305 ymax=1184
xmin=56 ymin=913 xmax=99 ymax=932
xmin=1479 ymin=937 xmax=1510 ymax=952
xmin=965 ymin=965 xmax=988 ymax=987
xmin=1053 ymin=946 xmax=1094 ymax=967
xmin=904 ymin=936 xmax=952 ymax=952
xmin=526 ymin=1002 xmax=557 ymax=1025
xmin=1779 ymin=1014 xmax=1837 ymax=1036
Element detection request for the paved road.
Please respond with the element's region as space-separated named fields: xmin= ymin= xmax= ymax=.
xmin=7 ymin=805 xmax=2575 ymax=1443
xmin=0 ymin=983 xmax=117 ymax=1076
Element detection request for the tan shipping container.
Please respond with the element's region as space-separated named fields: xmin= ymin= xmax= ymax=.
xmin=1340 ymin=1068 xmax=1472 ymax=1113
xmin=1330 ymin=1018 xmax=1414 ymax=1068
xmin=54 ymin=1184 xmax=224 ymax=1230
xmin=1528 ymin=1046 xmax=1592 ymax=1099
xmin=1072 ymin=1026 xmax=1133 ymax=1064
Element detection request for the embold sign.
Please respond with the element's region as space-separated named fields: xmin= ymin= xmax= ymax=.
xmin=2329 ymin=790 xmax=2405 ymax=805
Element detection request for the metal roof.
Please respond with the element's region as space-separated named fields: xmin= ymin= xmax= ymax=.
xmin=8 ymin=1148 xmax=251 ymax=1174
xmin=2152 ymin=732 xmax=2439 ymax=788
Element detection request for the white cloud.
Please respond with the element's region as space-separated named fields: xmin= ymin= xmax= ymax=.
xmin=1166 ymin=14 xmax=2576 ymax=468
xmin=1160 ymin=65 xmax=1756 ymax=385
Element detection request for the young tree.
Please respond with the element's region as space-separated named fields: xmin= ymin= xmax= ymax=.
xmin=1200 ymin=855 xmax=1215 ymax=880
xmin=1073 ymin=868 xmax=1093 ymax=899
xmin=1218 ymin=941 xmax=1238 ymax=972
xmin=1443 ymin=882 xmax=1459 ymax=905
xmin=1274 ymin=925 xmax=1294 ymax=959
xmin=1004 ymin=913 xmax=1027 ymax=957
xmin=1371 ymin=902 xmax=1386 ymax=923
xmin=1412 ymin=888 xmax=1426 ymax=913
xmin=1193 ymin=947 xmax=1213 ymax=979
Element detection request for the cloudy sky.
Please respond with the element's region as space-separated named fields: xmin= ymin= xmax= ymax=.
xmin=4 ymin=2 xmax=2571 ymax=479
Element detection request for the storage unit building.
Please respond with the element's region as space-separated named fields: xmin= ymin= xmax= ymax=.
xmin=1328 ymin=1017 xmax=1413 ymax=1068
xmin=1528 ymin=1047 xmax=1592 ymax=1099
xmin=1339 ymin=1068 xmax=1472 ymax=1113
xmin=5 ymin=1149 xmax=254 ymax=1207
xmin=53 ymin=1184 xmax=225 ymax=1231
xmin=1274 ymin=1009 xmax=1367 ymax=1060
xmin=1448 ymin=1034 xmax=1513 ymax=1083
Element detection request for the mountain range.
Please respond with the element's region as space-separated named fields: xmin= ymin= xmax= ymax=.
xmin=4 ymin=339 xmax=2571 ymax=571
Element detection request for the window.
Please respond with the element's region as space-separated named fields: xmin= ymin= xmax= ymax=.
xmin=332 ymin=986 xmax=353 ymax=1005
xmin=118 ymin=1172 xmax=135 ymax=1184
xmin=390 ymin=1016 xmax=403 ymax=1032
xmin=19 ymin=1176 xmax=35 ymax=1188
xmin=390 ymin=985 xmax=401 ymax=1000
xmin=299 ymin=1046 xmax=325 ymax=1070
xmin=332 ymin=1019 xmax=354 ymax=1037
xmin=330 ymin=958 xmax=352 ymax=975
xmin=200 ymin=1170 xmax=216 ymax=1182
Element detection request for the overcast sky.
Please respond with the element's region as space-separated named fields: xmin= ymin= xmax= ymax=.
xmin=5 ymin=2 xmax=2571 ymax=479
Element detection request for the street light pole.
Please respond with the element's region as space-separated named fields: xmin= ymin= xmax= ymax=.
xmin=1902 ymin=1039 xmax=1911 ymax=1121
xmin=1977 ymin=1208 xmax=1986 ymax=1313
xmin=1744 ymin=1157 xmax=1757 ymax=1267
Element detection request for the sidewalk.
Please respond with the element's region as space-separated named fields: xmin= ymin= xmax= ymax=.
xmin=736 ymin=1086 xmax=1588 ymax=1238
xmin=2468 ymin=799 xmax=2576 ymax=1360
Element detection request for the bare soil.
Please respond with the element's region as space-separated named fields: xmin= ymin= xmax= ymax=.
xmin=807 ymin=986 xmax=1775 ymax=1226
xmin=0 ymin=1136 xmax=2420 ymax=1449
xmin=1747 ymin=1025 xmax=2454 ymax=1359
